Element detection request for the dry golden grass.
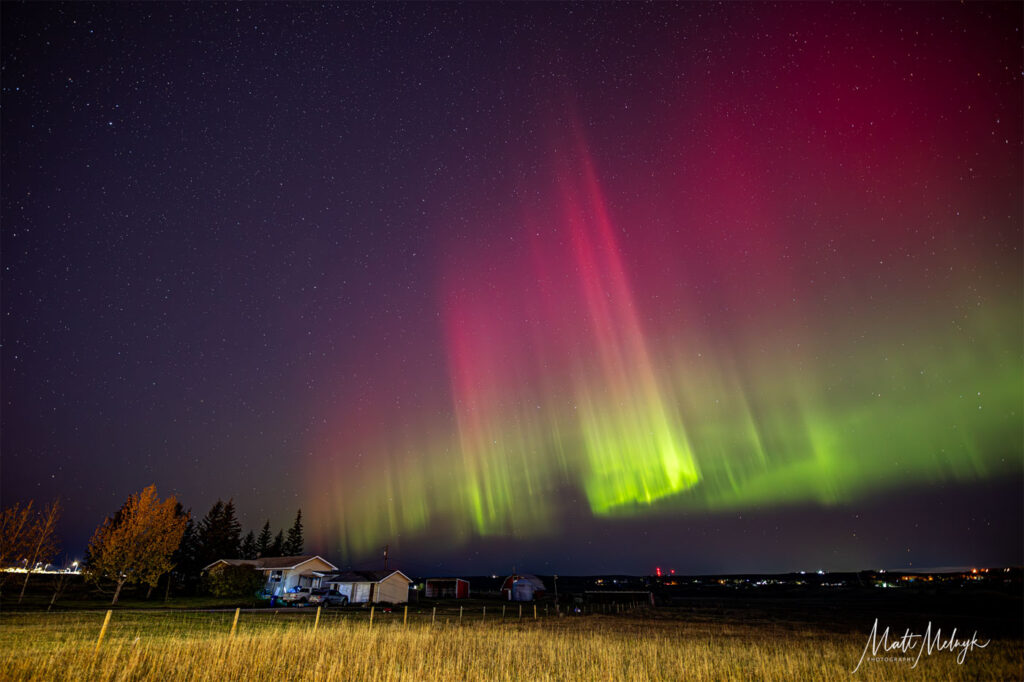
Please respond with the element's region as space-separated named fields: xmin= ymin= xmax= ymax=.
xmin=1 ymin=609 xmax=1020 ymax=681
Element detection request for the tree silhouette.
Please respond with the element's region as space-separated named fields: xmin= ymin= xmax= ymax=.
xmin=240 ymin=531 xmax=257 ymax=559
xmin=18 ymin=499 xmax=61 ymax=602
xmin=284 ymin=509 xmax=304 ymax=555
xmin=222 ymin=500 xmax=242 ymax=556
xmin=0 ymin=501 xmax=37 ymax=591
xmin=256 ymin=520 xmax=272 ymax=558
xmin=169 ymin=506 xmax=198 ymax=597
xmin=197 ymin=499 xmax=242 ymax=566
xmin=270 ymin=530 xmax=284 ymax=557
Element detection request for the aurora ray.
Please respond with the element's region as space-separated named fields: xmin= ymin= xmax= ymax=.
xmin=309 ymin=124 xmax=1021 ymax=556
xmin=302 ymin=3 xmax=1022 ymax=559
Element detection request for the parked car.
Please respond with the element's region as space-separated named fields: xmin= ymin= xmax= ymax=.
xmin=281 ymin=586 xmax=312 ymax=605
xmin=308 ymin=588 xmax=349 ymax=607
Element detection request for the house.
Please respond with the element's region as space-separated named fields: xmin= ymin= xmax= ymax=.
xmin=202 ymin=555 xmax=338 ymax=597
xmin=500 ymin=574 xmax=546 ymax=601
xmin=424 ymin=577 xmax=470 ymax=599
xmin=317 ymin=569 xmax=413 ymax=604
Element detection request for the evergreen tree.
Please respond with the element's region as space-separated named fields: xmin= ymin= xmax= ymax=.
xmin=240 ymin=531 xmax=257 ymax=560
xmin=284 ymin=509 xmax=304 ymax=555
xmin=197 ymin=500 xmax=224 ymax=568
xmin=170 ymin=505 xmax=200 ymax=594
xmin=270 ymin=530 xmax=284 ymax=557
xmin=197 ymin=499 xmax=242 ymax=566
xmin=221 ymin=499 xmax=242 ymax=557
xmin=256 ymin=521 xmax=272 ymax=558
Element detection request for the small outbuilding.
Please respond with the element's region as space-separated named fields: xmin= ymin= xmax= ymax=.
xmin=318 ymin=569 xmax=413 ymax=604
xmin=500 ymin=574 xmax=546 ymax=601
xmin=424 ymin=578 xmax=470 ymax=599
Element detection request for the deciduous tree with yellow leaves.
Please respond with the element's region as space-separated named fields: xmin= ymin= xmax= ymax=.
xmin=86 ymin=485 xmax=187 ymax=605
xmin=1 ymin=499 xmax=62 ymax=600
xmin=0 ymin=501 xmax=36 ymax=593
xmin=17 ymin=499 xmax=61 ymax=603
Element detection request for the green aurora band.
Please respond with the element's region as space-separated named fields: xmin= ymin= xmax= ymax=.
xmin=309 ymin=148 xmax=1022 ymax=556
xmin=323 ymin=303 xmax=1021 ymax=556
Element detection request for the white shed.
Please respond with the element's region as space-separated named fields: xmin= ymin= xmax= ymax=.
xmin=318 ymin=569 xmax=413 ymax=604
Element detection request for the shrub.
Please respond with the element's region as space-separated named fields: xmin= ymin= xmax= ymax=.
xmin=202 ymin=564 xmax=265 ymax=597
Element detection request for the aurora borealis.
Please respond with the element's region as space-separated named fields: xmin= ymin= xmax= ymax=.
xmin=2 ymin=2 xmax=1021 ymax=573
xmin=315 ymin=121 xmax=1021 ymax=556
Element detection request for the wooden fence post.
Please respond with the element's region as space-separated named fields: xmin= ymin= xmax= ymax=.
xmin=403 ymin=605 xmax=408 ymax=626
xmin=482 ymin=606 xmax=486 ymax=622
xmin=431 ymin=606 xmax=436 ymax=625
xmin=533 ymin=604 xmax=537 ymax=620
xmin=230 ymin=607 xmax=240 ymax=637
xmin=518 ymin=604 xmax=522 ymax=619
xmin=501 ymin=605 xmax=505 ymax=620
xmin=370 ymin=605 xmax=375 ymax=626
xmin=459 ymin=605 xmax=463 ymax=624
xmin=94 ymin=610 xmax=112 ymax=653
xmin=314 ymin=606 xmax=321 ymax=631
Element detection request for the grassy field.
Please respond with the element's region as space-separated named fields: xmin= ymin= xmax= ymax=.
xmin=1 ymin=606 xmax=1020 ymax=681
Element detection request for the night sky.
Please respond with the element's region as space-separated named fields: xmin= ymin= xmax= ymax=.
xmin=2 ymin=2 xmax=1021 ymax=576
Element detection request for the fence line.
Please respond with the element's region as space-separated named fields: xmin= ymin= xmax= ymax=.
xmin=50 ymin=599 xmax=655 ymax=652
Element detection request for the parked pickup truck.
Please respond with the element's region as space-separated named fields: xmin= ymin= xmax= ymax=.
xmin=308 ymin=588 xmax=349 ymax=607
xmin=281 ymin=587 xmax=312 ymax=605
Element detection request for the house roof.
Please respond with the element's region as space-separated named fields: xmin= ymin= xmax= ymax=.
xmin=320 ymin=569 xmax=412 ymax=584
xmin=202 ymin=555 xmax=338 ymax=573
